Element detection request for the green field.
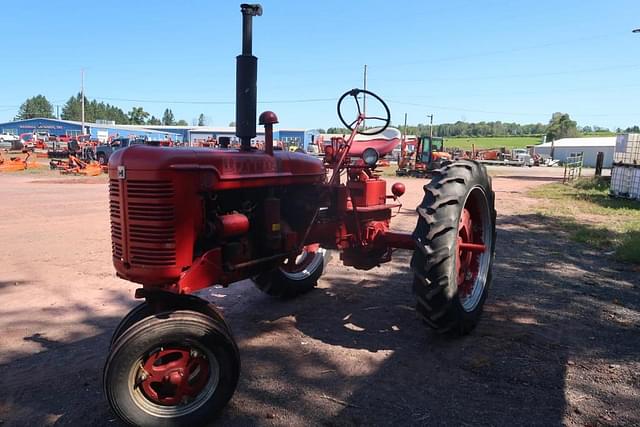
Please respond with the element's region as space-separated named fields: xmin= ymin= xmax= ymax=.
xmin=444 ymin=136 xmax=543 ymax=150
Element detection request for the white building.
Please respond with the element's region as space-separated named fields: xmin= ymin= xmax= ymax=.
xmin=533 ymin=137 xmax=616 ymax=167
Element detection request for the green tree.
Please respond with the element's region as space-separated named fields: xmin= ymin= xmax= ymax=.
xmin=61 ymin=94 xmax=84 ymax=121
xmin=228 ymin=121 xmax=236 ymax=127
xmin=198 ymin=113 xmax=208 ymax=126
xmin=15 ymin=95 xmax=54 ymax=119
xmin=593 ymin=126 xmax=610 ymax=133
xmin=546 ymin=112 xmax=578 ymax=141
xmin=326 ymin=127 xmax=349 ymax=134
xmin=176 ymin=119 xmax=189 ymax=126
xmin=128 ymin=107 xmax=150 ymax=125
xmin=147 ymin=115 xmax=161 ymax=125
xmin=61 ymin=93 xmax=128 ymax=123
xmin=162 ymin=108 xmax=175 ymax=126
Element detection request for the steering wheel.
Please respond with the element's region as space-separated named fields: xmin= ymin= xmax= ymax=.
xmin=337 ymin=89 xmax=391 ymax=135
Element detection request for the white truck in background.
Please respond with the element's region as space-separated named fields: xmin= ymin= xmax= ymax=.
xmin=511 ymin=148 xmax=534 ymax=166
xmin=0 ymin=132 xmax=20 ymax=150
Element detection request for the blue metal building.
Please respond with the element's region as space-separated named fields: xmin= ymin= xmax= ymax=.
xmin=144 ymin=125 xmax=316 ymax=149
xmin=0 ymin=118 xmax=316 ymax=149
xmin=0 ymin=118 xmax=182 ymax=142
xmin=0 ymin=118 xmax=82 ymax=137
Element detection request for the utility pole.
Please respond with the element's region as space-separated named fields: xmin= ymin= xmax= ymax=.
xmin=401 ymin=113 xmax=408 ymax=166
xmin=403 ymin=113 xmax=408 ymax=139
xmin=426 ymin=114 xmax=434 ymax=139
xmin=81 ymin=68 xmax=85 ymax=135
xmin=362 ymin=64 xmax=368 ymax=128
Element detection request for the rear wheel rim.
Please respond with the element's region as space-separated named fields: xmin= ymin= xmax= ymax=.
xmin=279 ymin=245 xmax=325 ymax=281
xmin=456 ymin=187 xmax=492 ymax=312
xmin=128 ymin=342 xmax=220 ymax=417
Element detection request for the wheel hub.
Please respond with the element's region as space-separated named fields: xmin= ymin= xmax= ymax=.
xmin=280 ymin=244 xmax=320 ymax=274
xmin=138 ymin=347 xmax=210 ymax=406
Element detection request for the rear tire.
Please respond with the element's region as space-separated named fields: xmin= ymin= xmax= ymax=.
xmin=410 ymin=160 xmax=496 ymax=335
xmin=104 ymin=310 xmax=240 ymax=427
xmin=253 ymin=246 xmax=325 ymax=298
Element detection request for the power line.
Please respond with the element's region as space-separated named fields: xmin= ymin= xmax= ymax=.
xmin=92 ymin=96 xmax=336 ymax=105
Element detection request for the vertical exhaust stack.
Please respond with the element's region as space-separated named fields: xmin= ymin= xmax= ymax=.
xmin=236 ymin=4 xmax=262 ymax=151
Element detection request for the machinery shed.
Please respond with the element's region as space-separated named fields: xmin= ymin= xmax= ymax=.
xmin=186 ymin=126 xmax=257 ymax=145
xmin=88 ymin=123 xmax=180 ymax=143
xmin=0 ymin=118 xmax=315 ymax=149
xmin=0 ymin=118 xmax=182 ymax=143
xmin=144 ymin=125 xmax=316 ymax=149
xmin=533 ymin=137 xmax=616 ymax=167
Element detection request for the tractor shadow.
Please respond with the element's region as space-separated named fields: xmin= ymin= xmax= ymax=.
xmin=212 ymin=212 xmax=640 ymax=426
xmin=0 ymin=290 xmax=132 ymax=426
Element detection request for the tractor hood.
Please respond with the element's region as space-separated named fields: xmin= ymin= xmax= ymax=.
xmin=108 ymin=145 xmax=326 ymax=190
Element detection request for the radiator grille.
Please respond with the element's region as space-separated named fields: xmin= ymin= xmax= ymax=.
xmin=109 ymin=179 xmax=124 ymax=259
xmin=109 ymin=179 xmax=177 ymax=267
xmin=126 ymin=180 xmax=174 ymax=198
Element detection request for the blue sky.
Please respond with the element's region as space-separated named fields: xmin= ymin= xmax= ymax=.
xmin=1 ymin=0 xmax=639 ymax=129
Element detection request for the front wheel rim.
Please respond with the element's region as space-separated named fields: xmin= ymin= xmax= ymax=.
xmin=128 ymin=342 xmax=220 ymax=417
xmin=456 ymin=187 xmax=492 ymax=312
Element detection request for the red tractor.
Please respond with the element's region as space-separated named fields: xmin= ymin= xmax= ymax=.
xmin=104 ymin=4 xmax=496 ymax=426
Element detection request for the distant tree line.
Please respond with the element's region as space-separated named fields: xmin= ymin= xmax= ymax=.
xmin=404 ymin=121 xmax=548 ymax=138
xmin=14 ymin=95 xmax=638 ymax=139
xmin=329 ymin=112 xmax=624 ymax=142
xmin=13 ymin=94 xmax=204 ymax=127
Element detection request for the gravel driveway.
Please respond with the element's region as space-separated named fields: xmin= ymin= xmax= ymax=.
xmin=0 ymin=166 xmax=638 ymax=426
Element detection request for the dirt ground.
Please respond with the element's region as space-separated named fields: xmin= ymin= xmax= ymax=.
xmin=0 ymin=166 xmax=638 ymax=426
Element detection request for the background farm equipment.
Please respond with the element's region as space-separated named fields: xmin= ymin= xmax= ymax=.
xmin=47 ymin=135 xmax=97 ymax=161
xmin=471 ymin=146 xmax=536 ymax=167
xmin=49 ymin=155 xmax=102 ymax=176
xmin=102 ymin=5 xmax=496 ymax=426
xmin=396 ymin=135 xmax=452 ymax=177
xmin=0 ymin=151 xmax=42 ymax=172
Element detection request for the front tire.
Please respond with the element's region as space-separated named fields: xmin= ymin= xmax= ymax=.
xmin=411 ymin=160 xmax=496 ymax=335
xmin=108 ymin=295 xmax=230 ymax=349
xmin=104 ymin=310 xmax=240 ymax=427
xmin=253 ymin=246 xmax=325 ymax=298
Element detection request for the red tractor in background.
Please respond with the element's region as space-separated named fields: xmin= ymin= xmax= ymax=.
xmin=103 ymin=4 xmax=496 ymax=426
